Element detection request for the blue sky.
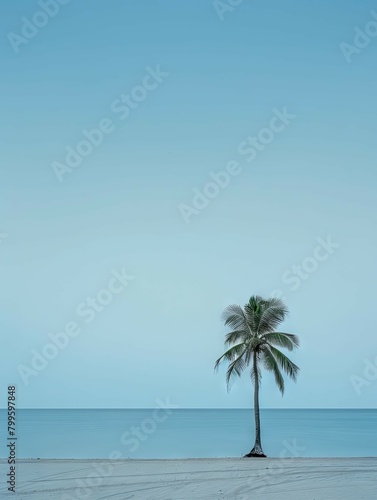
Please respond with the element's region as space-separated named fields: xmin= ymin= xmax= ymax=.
xmin=1 ymin=0 xmax=377 ymax=408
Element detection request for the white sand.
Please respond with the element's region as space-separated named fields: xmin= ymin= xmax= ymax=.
xmin=1 ymin=458 xmax=376 ymax=499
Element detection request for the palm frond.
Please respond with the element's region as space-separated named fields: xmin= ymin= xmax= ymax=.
xmin=224 ymin=329 xmax=249 ymax=346
xmin=260 ymin=346 xmax=285 ymax=394
xmin=244 ymin=338 xmax=262 ymax=366
xmin=244 ymin=295 xmax=266 ymax=334
xmin=257 ymin=298 xmax=288 ymax=334
xmin=221 ymin=304 xmax=248 ymax=331
xmin=214 ymin=343 xmax=245 ymax=371
xmin=268 ymin=345 xmax=299 ymax=382
xmin=248 ymin=296 xmax=265 ymax=308
xmin=261 ymin=332 xmax=300 ymax=351
xmin=225 ymin=352 xmax=247 ymax=390
xmin=243 ymin=305 xmax=258 ymax=335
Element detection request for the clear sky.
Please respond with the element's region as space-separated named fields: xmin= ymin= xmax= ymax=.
xmin=1 ymin=0 xmax=377 ymax=409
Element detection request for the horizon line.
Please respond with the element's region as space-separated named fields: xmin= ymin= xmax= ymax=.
xmin=1 ymin=407 xmax=376 ymax=410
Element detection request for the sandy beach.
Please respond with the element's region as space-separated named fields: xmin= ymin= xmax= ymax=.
xmin=1 ymin=457 xmax=376 ymax=499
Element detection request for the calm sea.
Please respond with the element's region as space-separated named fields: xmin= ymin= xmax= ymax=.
xmin=0 ymin=409 xmax=376 ymax=459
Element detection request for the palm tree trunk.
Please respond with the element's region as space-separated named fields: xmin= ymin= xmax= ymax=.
xmin=244 ymin=352 xmax=266 ymax=458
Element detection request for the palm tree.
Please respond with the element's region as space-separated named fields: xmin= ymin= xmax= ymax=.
xmin=215 ymin=296 xmax=300 ymax=457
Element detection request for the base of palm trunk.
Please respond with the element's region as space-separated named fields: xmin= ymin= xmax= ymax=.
xmin=244 ymin=451 xmax=267 ymax=458
xmin=244 ymin=444 xmax=266 ymax=458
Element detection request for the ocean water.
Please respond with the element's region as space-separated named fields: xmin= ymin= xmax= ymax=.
xmin=0 ymin=409 xmax=376 ymax=459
